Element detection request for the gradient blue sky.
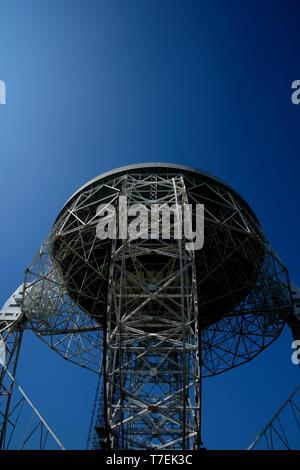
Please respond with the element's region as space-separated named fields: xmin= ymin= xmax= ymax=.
xmin=0 ymin=0 xmax=299 ymax=449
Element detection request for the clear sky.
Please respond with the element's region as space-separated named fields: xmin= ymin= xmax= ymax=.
xmin=0 ymin=0 xmax=299 ymax=449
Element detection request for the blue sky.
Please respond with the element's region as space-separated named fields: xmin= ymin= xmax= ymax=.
xmin=0 ymin=0 xmax=299 ymax=449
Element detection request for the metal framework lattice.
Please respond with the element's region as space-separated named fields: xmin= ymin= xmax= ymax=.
xmin=0 ymin=164 xmax=297 ymax=450
xmin=248 ymin=384 xmax=300 ymax=450
xmin=0 ymin=326 xmax=23 ymax=449
xmin=0 ymin=322 xmax=65 ymax=449
xmin=20 ymin=166 xmax=294 ymax=450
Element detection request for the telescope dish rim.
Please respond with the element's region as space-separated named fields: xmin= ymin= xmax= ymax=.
xmin=55 ymin=162 xmax=260 ymax=226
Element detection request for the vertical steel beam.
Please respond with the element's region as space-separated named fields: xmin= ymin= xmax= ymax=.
xmin=94 ymin=174 xmax=201 ymax=449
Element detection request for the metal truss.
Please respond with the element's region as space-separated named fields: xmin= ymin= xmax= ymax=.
xmin=23 ymin=258 xmax=103 ymax=371
xmin=97 ymin=181 xmax=201 ymax=449
xmin=248 ymin=384 xmax=300 ymax=450
xmin=17 ymin=167 xmax=294 ymax=449
xmin=0 ymin=291 xmax=65 ymax=450
xmin=0 ymin=326 xmax=23 ymax=449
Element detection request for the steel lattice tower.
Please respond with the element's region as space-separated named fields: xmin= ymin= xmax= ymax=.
xmin=1 ymin=163 xmax=299 ymax=450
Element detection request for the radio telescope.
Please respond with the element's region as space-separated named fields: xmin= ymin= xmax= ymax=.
xmin=0 ymin=163 xmax=299 ymax=450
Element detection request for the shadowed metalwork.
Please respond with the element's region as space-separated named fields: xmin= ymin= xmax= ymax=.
xmin=0 ymin=164 xmax=298 ymax=450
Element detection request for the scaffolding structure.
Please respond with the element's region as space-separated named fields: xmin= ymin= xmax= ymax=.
xmin=0 ymin=164 xmax=299 ymax=450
